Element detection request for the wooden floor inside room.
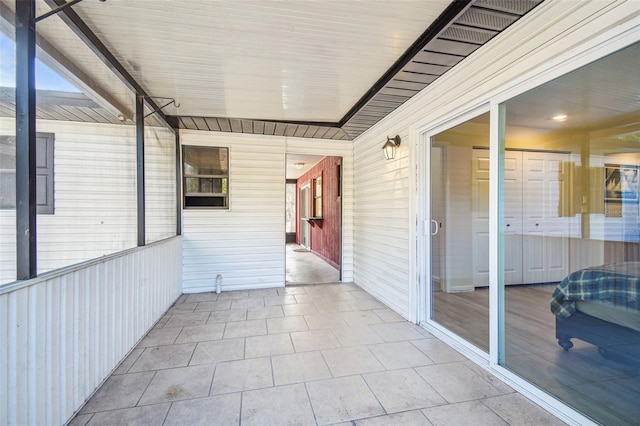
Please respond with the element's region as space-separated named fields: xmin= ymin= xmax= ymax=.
xmin=433 ymin=284 xmax=640 ymax=426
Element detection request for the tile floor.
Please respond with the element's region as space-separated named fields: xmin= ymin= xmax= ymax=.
xmin=286 ymin=243 xmax=340 ymax=284
xmin=69 ymin=283 xmax=566 ymax=426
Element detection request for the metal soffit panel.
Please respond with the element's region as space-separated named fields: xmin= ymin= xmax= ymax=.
xmin=174 ymin=0 xmax=542 ymax=140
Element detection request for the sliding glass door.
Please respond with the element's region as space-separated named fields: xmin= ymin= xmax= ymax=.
xmin=429 ymin=112 xmax=491 ymax=352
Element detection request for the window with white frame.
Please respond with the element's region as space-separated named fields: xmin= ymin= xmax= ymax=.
xmin=182 ymin=145 xmax=229 ymax=208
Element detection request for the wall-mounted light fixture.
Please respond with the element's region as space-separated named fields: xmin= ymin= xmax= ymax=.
xmin=294 ymin=162 xmax=305 ymax=170
xmin=382 ymin=135 xmax=401 ymax=160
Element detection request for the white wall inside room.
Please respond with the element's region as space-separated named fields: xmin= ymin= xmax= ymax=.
xmin=351 ymin=0 xmax=639 ymax=321
xmin=180 ymin=130 xmax=353 ymax=293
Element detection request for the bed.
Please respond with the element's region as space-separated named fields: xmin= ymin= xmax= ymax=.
xmin=550 ymin=262 xmax=640 ymax=366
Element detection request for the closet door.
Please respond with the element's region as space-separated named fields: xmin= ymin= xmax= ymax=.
xmin=472 ymin=149 xmax=523 ymax=286
xmin=503 ymin=152 xmax=524 ymax=285
xmin=522 ymin=152 xmax=569 ymax=283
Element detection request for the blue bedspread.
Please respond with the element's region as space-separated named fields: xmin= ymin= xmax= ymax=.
xmin=550 ymin=262 xmax=640 ymax=319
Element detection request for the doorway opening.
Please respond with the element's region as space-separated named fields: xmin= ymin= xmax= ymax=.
xmin=285 ymin=154 xmax=341 ymax=285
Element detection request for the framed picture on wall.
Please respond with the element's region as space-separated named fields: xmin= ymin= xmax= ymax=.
xmin=605 ymin=164 xmax=639 ymax=202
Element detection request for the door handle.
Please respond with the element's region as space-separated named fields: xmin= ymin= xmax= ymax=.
xmin=431 ymin=220 xmax=439 ymax=236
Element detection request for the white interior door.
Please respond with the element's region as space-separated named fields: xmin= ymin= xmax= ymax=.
xmin=299 ymin=185 xmax=310 ymax=248
xmin=522 ymin=151 xmax=569 ymax=283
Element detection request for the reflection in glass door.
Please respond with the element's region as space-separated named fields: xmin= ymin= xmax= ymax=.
xmin=430 ymin=112 xmax=490 ymax=352
xmin=299 ymin=185 xmax=310 ymax=248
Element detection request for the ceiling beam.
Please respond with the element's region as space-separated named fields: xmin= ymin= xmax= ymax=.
xmin=42 ymin=0 xmax=174 ymax=132
xmin=338 ymin=0 xmax=473 ymax=127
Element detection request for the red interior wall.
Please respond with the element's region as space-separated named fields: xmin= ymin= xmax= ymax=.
xmin=296 ymin=156 xmax=341 ymax=270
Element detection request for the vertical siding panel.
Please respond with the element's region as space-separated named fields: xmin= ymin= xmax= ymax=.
xmin=30 ymin=284 xmax=47 ymax=425
xmin=0 ymin=237 xmax=182 ymax=425
xmin=0 ymin=294 xmax=7 ymax=425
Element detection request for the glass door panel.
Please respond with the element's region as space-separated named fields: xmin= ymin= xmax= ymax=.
xmin=430 ymin=113 xmax=490 ymax=352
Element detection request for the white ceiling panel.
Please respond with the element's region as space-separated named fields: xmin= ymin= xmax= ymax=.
xmin=71 ymin=0 xmax=454 ymax=120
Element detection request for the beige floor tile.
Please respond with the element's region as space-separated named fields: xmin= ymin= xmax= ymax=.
xmin=347 ymin=298 xmax=387 ymax=310
xmin=80 ymin=371 xmax=155 ymax=413
xmin=164 ymin=393 xmax=241 ymax=426
xmin=175 ymin=323 xmax=225 ymax=344
xmin=207 ymin=308 xmax=247 ymax=323
xmin=322 ymin=346 xmax=385 ymax=377
xmin=291 ymin=329 xmax=341 ymax=352
xmin=410 ymin=338 xmax=466 ymax=364
xmin=354 ymin=410 xmax=433 ymax=426
xmin=278 ymin=287 xmax=307 ymax=295
xmin=247 ymin=305 xmax=284 ymax=320
xmin=306 ymin=375 xmax=385 ymax=425
xmin=190 ymin=338 xmax=245 ymax=365
xmin=67 ymin=413 xmax=92 ymax=426
xmin=367 ymin=341 xmax=434 ymax=369
xmin=283 ymin=302 xmax=319 ymax=316
xmin=137 ymin=327 xmax=181 ymax=347
xmin=462 ymin=361 xmax=514 ymax=395
xmin=481 ymin=393 xmax=567 ymax=426
xmin=230 ymin=297 xmax=265 ymax=309
xmin=184 ymin=293 xmax=219 ymax=303
xmin=241 ymin=383 xmax=316 ymax=426
xmin=194 ymin=300 xmax=232 ymax=311
xmin=422 ymin=400 xmax=509 ymax=426
xmin=216 ymin=290 xmax=250 ymax=300
xmin=272 ymin=351 xmax=332 ymax=385
xmin=164 ymin=312 xmax=210 ymax=328
xmin=210 ymin=357 xmax=273 ymax=394
xmin=294 ymin=294 xmax=328 ymax=305
xmin=167 ymin=303 xmax=198 ymax=314
xmin=303 ymin=313 xmax=348 ymax=330
xmin=372 ymin=308 xmax=407 ymax=323
xmin=138 ymin=364 xmax=215 ymax=405
xmin=86 ymin=404 xmax=170 ymax=426
xmin=248 ymin=288 xmax=280 ymax=298
xmin=370 ymin=322 xmax=429 ymax=342
xmin=128 ymin=344 xmax=196 ymax=372
xmin=263 ymin=295 xmax=298 ymax=306
xmin=267 ymin=316 xmax=309 ymax=334
xmin=332 ymin=325 xmax=384 ymax=346
xmin=245 ymin=333 xmax=294 ymax=358
xmin=322 ymin=291 xmax=356 ymax=301
xmin=363 ymin=369 xmax=447 ymax=413
xmin=223 ymin=319 xmax=267 ymax=338
xmin=315 ymin=301 xmax=354 ymax=313
xmin=340 ymin=310 xmax=384 ymax=326
xmin=415 ymin=362 xmax=507 ymax=403
xmin=112 ymin=348 xmax=144 ymax=375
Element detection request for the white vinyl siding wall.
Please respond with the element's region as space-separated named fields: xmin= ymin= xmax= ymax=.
xmin=0 ymin=236 xmax=182 ymax=426
xmin=0 ymin=119 xmax=176 ymax=284
xmin=145 ymin=125 xmax=177 ymax=243
xmin=181 ymin=131 xmax=354 ymax=293
xmin=352 ymin=0 xmax=639 ymax=320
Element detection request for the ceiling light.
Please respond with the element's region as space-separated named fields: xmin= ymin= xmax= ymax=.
xmin=552 ymin=114 xmax=568 ymax=122
xmin=294 ymin=162 xmax=305 ymax=170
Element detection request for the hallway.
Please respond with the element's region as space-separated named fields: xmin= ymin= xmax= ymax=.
xmin=69 ymin=283 xmax=564 ymax=425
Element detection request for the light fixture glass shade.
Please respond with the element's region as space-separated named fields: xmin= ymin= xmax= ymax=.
xmin=382 ymin=140 xmax=397 ymax=160
xmin=294 ymin=162 xmax=305 ymax=169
